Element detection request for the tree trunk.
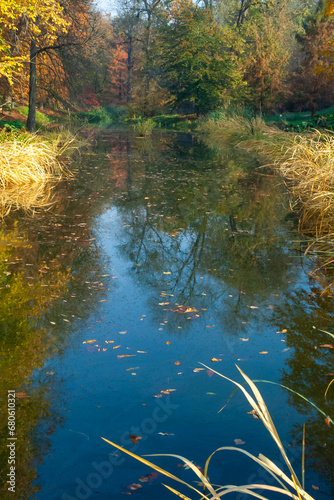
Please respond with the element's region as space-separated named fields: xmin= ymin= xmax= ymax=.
xmin=127 ymin=35 xmax=133 ymax=103
xmin=27 ymin=37 xmax=37 ymax=132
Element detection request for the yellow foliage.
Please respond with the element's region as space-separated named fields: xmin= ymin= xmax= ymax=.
xmin=0 ymin=0 xmax=68 ymax=83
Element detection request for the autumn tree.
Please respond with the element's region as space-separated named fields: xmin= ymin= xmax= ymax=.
xmin=156 ymin=1 xmax=245 ymax=114
xmin=287 ymin=0 xmax=334 ymax=114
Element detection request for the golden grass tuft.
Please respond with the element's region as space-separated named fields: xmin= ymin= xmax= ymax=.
xmin=278 ymin=132 xmax=334 ymax=235
xmin=0 ymin=130 xmax=75 ymax=215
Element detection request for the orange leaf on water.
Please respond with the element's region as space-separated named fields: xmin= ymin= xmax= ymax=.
xmin=174 ymin=361 xmax=181 ymax=365
xmin=130 ymin=434 xmax=142 ymax=444
xmin=211 ymin=358 xmax=222 ymax=362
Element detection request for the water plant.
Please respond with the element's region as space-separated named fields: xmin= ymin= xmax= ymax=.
xmin=102 ymin=365 xmax=328 ymax=500
xmin=133 ymin=117 xmax=156 ymax=137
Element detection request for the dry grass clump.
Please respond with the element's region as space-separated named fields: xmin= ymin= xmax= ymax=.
xmin=199 ymin=114 xmax=281 ymax=144
xmin=0 ymin=132 xmax=74 ymax=187
xmin=278 ymin=132 xmax=334 ymax=236
xmin=0 ymin=130 xmax=75 ymax=215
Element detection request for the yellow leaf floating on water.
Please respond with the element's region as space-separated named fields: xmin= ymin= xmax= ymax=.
xmin=113 ymin=345 xmax=121 ymax=349
xmin=259 ymin=351 xmax=269 ymax=354
xmin=83 ymin=339 xmax=97 ymax=344
xmin=211 ymin=358 xmax=222 ymax=362
xmin=163 ymin=272 xmax=171 ymax=275
xmin=117 ymin=354 xmax=136 ymax=358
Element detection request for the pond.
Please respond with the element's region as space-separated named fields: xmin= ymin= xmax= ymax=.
xmin=0 ymin=131 xmax=333 ymax=500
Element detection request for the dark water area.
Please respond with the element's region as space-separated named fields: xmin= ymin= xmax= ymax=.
xmin=0 ymin=132 xmax=333 ymax=500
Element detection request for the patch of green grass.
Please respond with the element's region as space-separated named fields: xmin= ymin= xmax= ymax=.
xmin=0 ymin=120 xmax=24 ymax=130
xmin=17 ymin=106 xmax=52 ymax=129
xmin=74 ymin=107 xmax=113 ymax=124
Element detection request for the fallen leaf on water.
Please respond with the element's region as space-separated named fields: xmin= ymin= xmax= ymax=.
xmin=234 ymin=439 xmax=245 ymax=445
xmin=159 ymin=302 xmax=170 ymax=306
xmin=158 ymin=432 xmax=175 ymax=436
xmin=248 ymin=306 xmax=258 ymax=309
xmin=139 ymin=472 xmax=159 ymax=483
xmin=105 ymin=340 xmax=114 ymax=344
xmin=118 ymin=355 xmax=136 ymax=358
xmin=193 ymin=368 xmax=205 ymax=372
xmin=311 ymin=485 xmax=319 ymax=491
xmin=83 ymin=340 xmax=97 ymax=344
xmin=103 ymin=348 xmax=107 ymax=352
xmin=325 ymin=416 xmax=331 ymax=427
xmin=119 ymin=331 xmax=127 ymax=335
xmin=126 ymin=483 xmax=142 ymax=491
xmin=206 ymin=325 xmax=214 ymax=328
xmin=130 ymin=435 xmax=142 ymax=445
xmin=137 ymin=351 xmax=147 ymax=353
xmin=163 ymin=272 xmax=171 ymax=275
xmin=211 ymin=358 xmax=222 ymax=362
xmin=240 ymin=338 xmax=249 ymax=341
xmin=166 ymin=341 xmax=172 ymax=345
xmin=320 ymin=344 xmax=334 ymax=349
xmin=259 ymin=351 xmax=268 ymax=354
xmin=174 ymin=361 xmax=181 ymax=365
xmin=113 ymin=345 xmax=121 ymax=350
xmin=282 ymin=348 xmax=291 ymax=352
xmin=16 ymin=392 xmax=29 ymax=399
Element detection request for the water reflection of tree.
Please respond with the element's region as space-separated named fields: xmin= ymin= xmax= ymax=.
xmin=111 ymin=135 xmax=300 ymax=334
xmin=0 ymin=146 xmax=120 ymax=498
xmin=271 ymin=283 xmax=334 ymax=490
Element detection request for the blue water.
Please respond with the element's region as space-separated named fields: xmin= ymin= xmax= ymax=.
xmin=0 ymin=132 xmax=333 ymax=500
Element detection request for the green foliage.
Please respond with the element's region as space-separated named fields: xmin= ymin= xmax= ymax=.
xmin=104 ymin=106 xmax=129 ymax=121
xmin=133 ymin=117 xmax=156 ymax=136
xmin=74 ymin=107 xmax=113 ymax=124
xmin=0 ymin=120 xmax=24 ymax=130
xmin=157 ymin=4 xmax=245 ymax=114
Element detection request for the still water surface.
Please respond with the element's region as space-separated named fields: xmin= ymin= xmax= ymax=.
xmin=0 ymin=132 xmax=333 ymax=499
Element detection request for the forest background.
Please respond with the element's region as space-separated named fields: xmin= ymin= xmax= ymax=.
xmin=2 ymin=0 xmax=334 ymax=131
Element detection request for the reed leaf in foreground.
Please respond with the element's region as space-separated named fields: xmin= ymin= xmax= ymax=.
xmin=102 ymin=366 xmax=318 ymax=500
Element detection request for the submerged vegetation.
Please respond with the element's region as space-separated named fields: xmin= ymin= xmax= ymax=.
xmin=103 ymin=365 xmax=330 ymax=500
